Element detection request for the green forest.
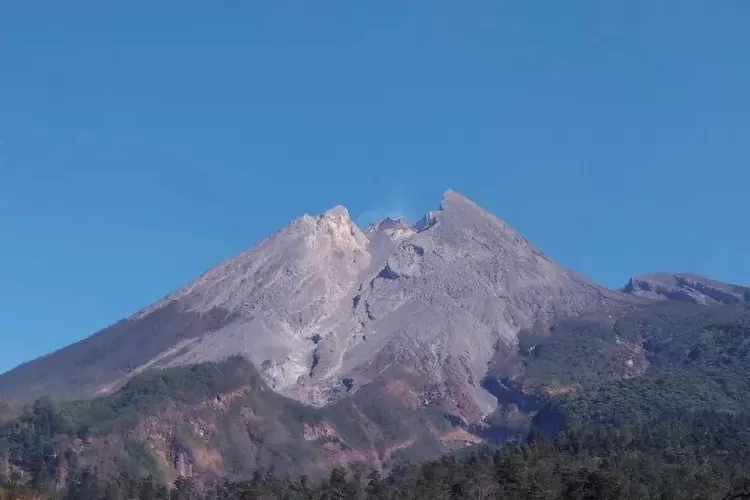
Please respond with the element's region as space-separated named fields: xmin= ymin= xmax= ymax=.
xmin=17 ymin=411 xmax=750 ymax=499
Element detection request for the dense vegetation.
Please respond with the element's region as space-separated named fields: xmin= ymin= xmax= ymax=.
xmin=0 ymin=357 xmax=451 ymax=492
xmin=0 ymin=357 xmax=271 ymax=491
xmin=10 ymin=410 xmax=750 ymax=499
xmin=526 ymin=303 xmax=750 ymax=431
xmin=6 ymin=301 xmax=750 ymax=498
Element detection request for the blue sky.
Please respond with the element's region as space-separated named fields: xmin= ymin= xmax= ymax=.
xmin=1 ymin=2 xmax=749 ymax=374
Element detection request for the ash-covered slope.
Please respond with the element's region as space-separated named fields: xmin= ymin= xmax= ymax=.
xmin=302 ymin=191 xmax=628 ymax=416
xmin=0 ymin=205 xmax=376 ymax=401
xmin=0 ymin=191 xmax=629 ymax=417
xmin=622 ymin=273 xmax=750 ymax=305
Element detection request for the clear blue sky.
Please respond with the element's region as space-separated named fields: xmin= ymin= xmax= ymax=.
xmin=1 ymin=2 xmax=749 ymax=374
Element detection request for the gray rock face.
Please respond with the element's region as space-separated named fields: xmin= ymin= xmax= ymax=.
xmin=303 ymin=191 xmax=628 ymax=413
xmin=0 ymin=190 xmax=630 ymax=416
xmin=622 ymin=273 xmax=750 ymax=305
xmin=364 ymin=217 xmax=416 ymax=243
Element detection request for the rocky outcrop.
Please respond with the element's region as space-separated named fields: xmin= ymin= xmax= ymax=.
xmin=365 ymin=217 xmax=416 ymax=242
xmin=623 ymin=273 xmax=750 ymax=305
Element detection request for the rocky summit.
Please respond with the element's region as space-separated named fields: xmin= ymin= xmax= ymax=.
xmin=0 ymin=190 xmax=628 ymax=419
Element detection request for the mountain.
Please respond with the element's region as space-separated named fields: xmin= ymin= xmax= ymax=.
xmin=3 ymin=189 xmax=750 ymax=496
xmin=622 ymin=272 xmax=750 ymax=305
xmin=0 ymin=190 xmax=629 ymax=422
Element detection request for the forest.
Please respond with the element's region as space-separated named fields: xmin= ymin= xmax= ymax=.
xmin=32 ymin=411 xmax=750 ymax=499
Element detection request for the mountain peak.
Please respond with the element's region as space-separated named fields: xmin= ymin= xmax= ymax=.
xmin=413 ymin=190 xmax=479 ymax=231
xmin=415 ymin=189 xmax=522 ymax=242
xmin=439 ymin=189 xmax=479 ymax=211
xmin=321 ymin=205 xmax=351 ymax=222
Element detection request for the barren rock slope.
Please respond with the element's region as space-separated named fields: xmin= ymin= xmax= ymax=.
xmin=0 ymin=191 xmax=629 ymax=415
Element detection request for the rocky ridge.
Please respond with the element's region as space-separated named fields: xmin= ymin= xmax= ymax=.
xmin=623 ymin=272 xmax=750 ymax=305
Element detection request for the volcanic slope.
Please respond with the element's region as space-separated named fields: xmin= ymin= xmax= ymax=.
xmin=0 ymin=191 xmax=630 ymax=418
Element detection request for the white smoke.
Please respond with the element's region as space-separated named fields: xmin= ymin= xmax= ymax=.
xmin=355 ymin=187 xmax=417 ymax=227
